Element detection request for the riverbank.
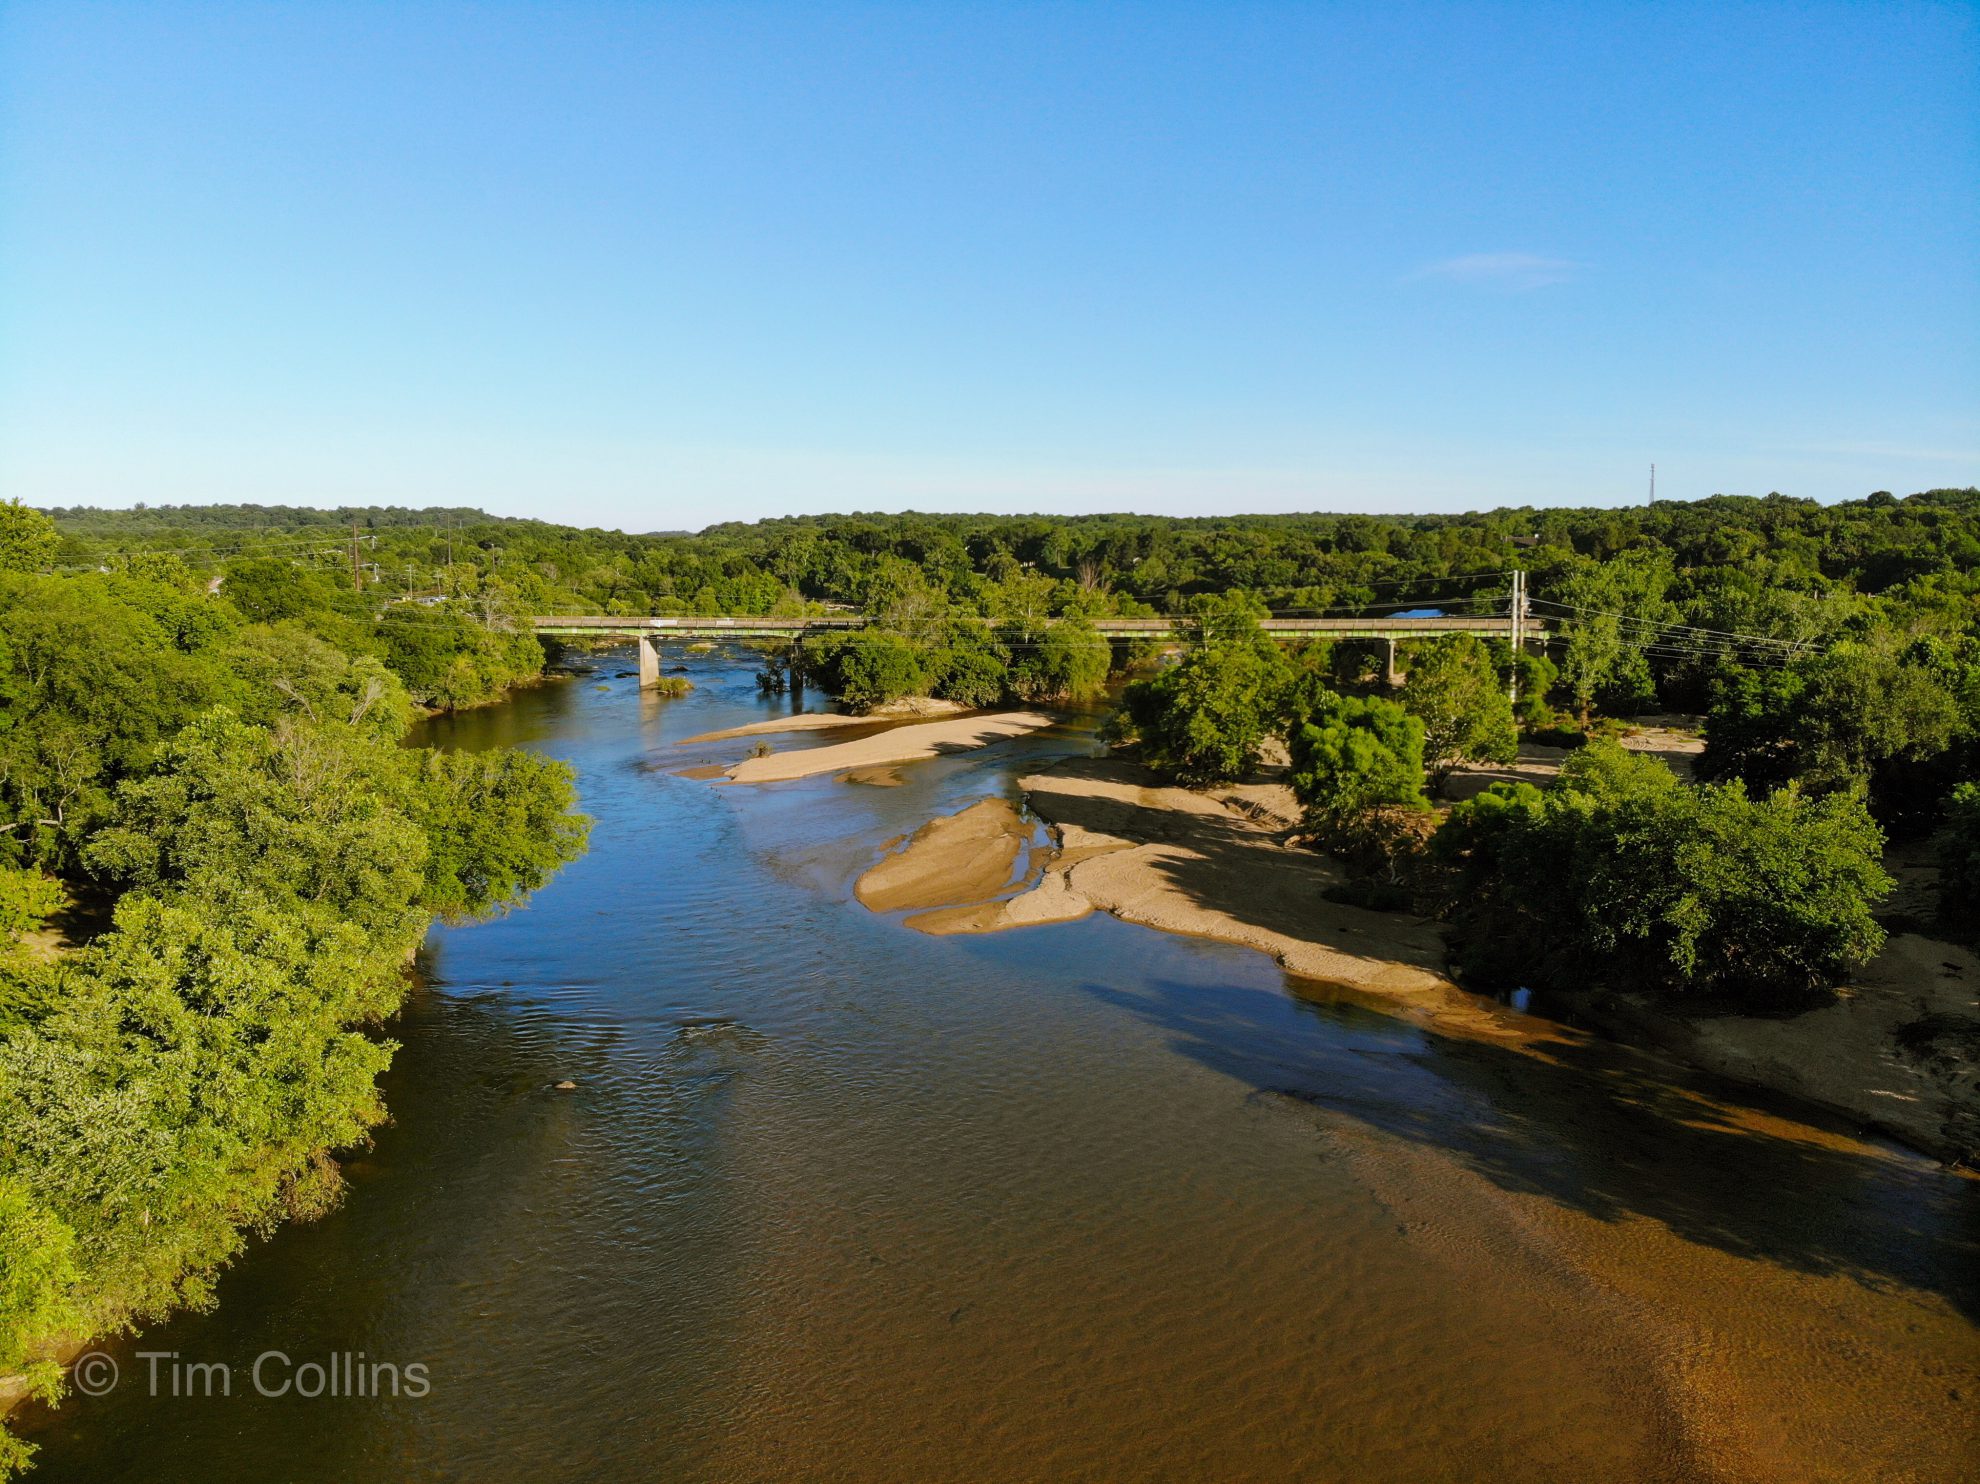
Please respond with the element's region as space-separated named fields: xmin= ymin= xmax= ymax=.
xmin=859 ymin=755 xmax=1980 ymax=1161
xmin=680 ymin=697 xmax=969 ymax=745
xmin=721 ymin=711 xmax=1057 ymax=783
xmin=1559 ymin=934 xmax=1980 ymax=1161
xmin=860 ymin=756 xmax=1529 ymax=1042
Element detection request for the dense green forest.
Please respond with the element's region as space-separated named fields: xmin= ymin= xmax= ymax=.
xmin=41 ymin=488 xmax=1980 ymax=718
xmin=0 ymin=503 xmax=587 ymax=1477
xmin=2 ymin=486 xmax=1976 ymax=1470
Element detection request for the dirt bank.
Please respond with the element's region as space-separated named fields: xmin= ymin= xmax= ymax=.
xmin=1441 ymin=715 xmax=1706 ymax=800
xmin=723 ymin=712 xmax=1057 ymax=784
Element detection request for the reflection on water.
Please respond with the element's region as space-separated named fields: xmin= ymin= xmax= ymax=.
xmin=20 ymin=649 xmax=1980 ymax=1482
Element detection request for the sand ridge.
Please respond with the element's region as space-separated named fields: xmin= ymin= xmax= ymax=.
xmin=859 ymin=756 xmax=1527 ymax=1040
xmin=722 ymin=711 xmax=1058 ymax=783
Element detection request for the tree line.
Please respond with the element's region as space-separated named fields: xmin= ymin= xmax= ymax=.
xmin=0 ymin=503 xmax=587 ymax=1477
xmin=1111 ymin=592 xmax=1971 ymax=1012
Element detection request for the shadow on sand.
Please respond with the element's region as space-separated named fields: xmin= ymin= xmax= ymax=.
xmin=1084 ymin=968 xmax=1980 ymax=1321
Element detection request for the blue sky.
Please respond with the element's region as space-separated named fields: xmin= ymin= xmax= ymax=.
xmin=2 ymin=1 xmax=1975 ymax=531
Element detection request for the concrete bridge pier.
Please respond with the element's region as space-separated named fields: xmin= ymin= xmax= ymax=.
xmin=1384 ymin=637 xmax=1404 ymax=687
xmin=637 ymin=634 xmax=660 ymax=689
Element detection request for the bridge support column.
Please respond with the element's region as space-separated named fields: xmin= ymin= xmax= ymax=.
xmin=1384 ymin=638 xmax=1403 ymax=688
xmin=637 ymin=635 xmax=659 ymax=690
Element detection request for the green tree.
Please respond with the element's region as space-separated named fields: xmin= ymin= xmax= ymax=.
xmin=1011 ymin=618 xmax=1110 ymax=703
xmin=406 ymin=748 xmax=590 ymax=924
xmin=1700 ymin=644 xmax=1960 ymax=800
xmin=1434 ymin=741 xmax=1891 ymax=1003
xmin=1288 ymin=692 xmax=1429 ymax=822
xmin=824 ymin=632 xmax=926 ymax=712
xmin=1399 ymin=635 xmax=1517 ymax=776
xmin=927 ymin=647 xmax=1009 ymax=708
xmin=1550 ymin=553 xmax=1674 ymax=721
xmin=1117 ymin=642 xmax=1288 ymax=786
xmin=0 ymin=504 xmax=58 ymax=575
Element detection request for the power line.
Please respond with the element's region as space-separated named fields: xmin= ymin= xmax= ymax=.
xmin=1525 ymin=597 xmax=1813 ymax=653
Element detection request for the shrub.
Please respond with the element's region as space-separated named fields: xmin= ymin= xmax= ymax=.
xmin=1937 ymin=782 xmax=1980 ymax=933
xmin=1117 ymin=641 xmax=1288 ymax=785
xmin=1288 ymin=692 xmax=1429 ymax=824
xmin=1399 ymin=635 xmax=1517 ymax=774
xmin=1432 ymin=740 xmax=1892 ymax=1004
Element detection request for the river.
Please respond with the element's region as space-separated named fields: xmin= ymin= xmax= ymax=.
xmin=17 ymin=650 xmax=1979 ymax=1481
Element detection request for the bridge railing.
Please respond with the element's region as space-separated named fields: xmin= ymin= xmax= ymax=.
xmin=530 ymin=614 xmax=1545 ymax=635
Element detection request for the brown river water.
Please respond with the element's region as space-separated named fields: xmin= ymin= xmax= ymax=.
xmin=16 ymin=650 xmax=1978 ymax=1482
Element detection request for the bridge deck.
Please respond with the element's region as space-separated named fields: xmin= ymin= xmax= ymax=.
xmin=532 ymin=614 xmax=1549 ymax=640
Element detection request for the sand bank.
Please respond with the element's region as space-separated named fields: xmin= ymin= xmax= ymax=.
xmin=680 ymin=713 xmax=870 ymax=744
xmin=855 ymin=799 xmax=1030 ymax=912
xmin=682 ymin=697 xmax=970 ymax=746
xmin=864 ymin=757 xmax=1522 ymax=1038
xmin=724 ymin=712 xmax=1056 ymax=784
xmin=1441 ymin=715 xmax=1706 ymax=801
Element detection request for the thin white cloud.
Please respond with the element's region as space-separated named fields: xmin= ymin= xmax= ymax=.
xmin=1409 ymin=252 xmax=1580 ymax=291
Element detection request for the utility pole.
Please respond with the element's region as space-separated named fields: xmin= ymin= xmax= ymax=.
xmin=1649 ymin=463 xmax=1656 ymax=506
xmin=350 ymin=520 xmax=363 ymax=593
xmin=1508 ymin=568 xmax=1525 ymax=704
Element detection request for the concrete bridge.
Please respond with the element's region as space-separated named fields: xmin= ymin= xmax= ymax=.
xmin=532 ymin=611 xmax=1552 ymax=689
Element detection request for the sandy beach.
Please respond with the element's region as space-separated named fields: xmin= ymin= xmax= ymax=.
xmin=854 ymin=798 xmax=1031 ymax=912
xmin=859 ymin=755 xmax=1529 ymax=1040
xmin=722 ymin=711 xmax=1057 ymax=783
xmin=681 ymin=697 xmax=971 ymax=746
xmin=681 ymin=713 xmax=873 ymax=744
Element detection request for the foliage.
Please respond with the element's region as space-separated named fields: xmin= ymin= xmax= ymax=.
xmin=1398 ymin=634 xmax=1517 ymax=774
xmin=0 ymin=504 xmax=59 ymax=576
xmin=809 ymin=632 xmax=927 ymax=713
xmin=0 ymin=1176 xmax=78 ymax=1377
xmin=407 ymin=748 xmax=591 ymax=924
xmin=927 ymin=647 xmax=1008 ymax=708
xmin=222 ymin=623 xmax=413 ymax=741
xmin=0 ymin=869 xmax=62 ymax=942
xmin=1550 ymin=552 xmax=1673 ymax=721
xmin=1010 ymin=617 xmax=1110 ymax=703
xmin=1432 ymin=741 xmax=1891 ymax=1003
xmin=1937 ymin=782 xmax=1980 ymax=933
xmin=1288 ymin=692 xmax=1429 ymax=823
xmin=1115 ymin=607 xmax=1290 ymax=785
xmin=1485 ymin=639 xmax=1558 ymax=728
xmin=0 ymin=552 xmax=587 ymax=1471
xmin=1699 ymin=641 xmax=1969 ymax=828
xmin=376 ymin=598 xmax=545 ymax=711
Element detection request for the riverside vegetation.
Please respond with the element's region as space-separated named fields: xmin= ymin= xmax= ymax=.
xmin=38 ymin=489 xmax=1980 ymax=969
xmin=3 ymin=487 xmax=1977 ymax=1469
xmin=1106 ymin=596 xmax=1912 ymax=1009
xmin=0 ymin=503 xmax=587 ymax=1477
